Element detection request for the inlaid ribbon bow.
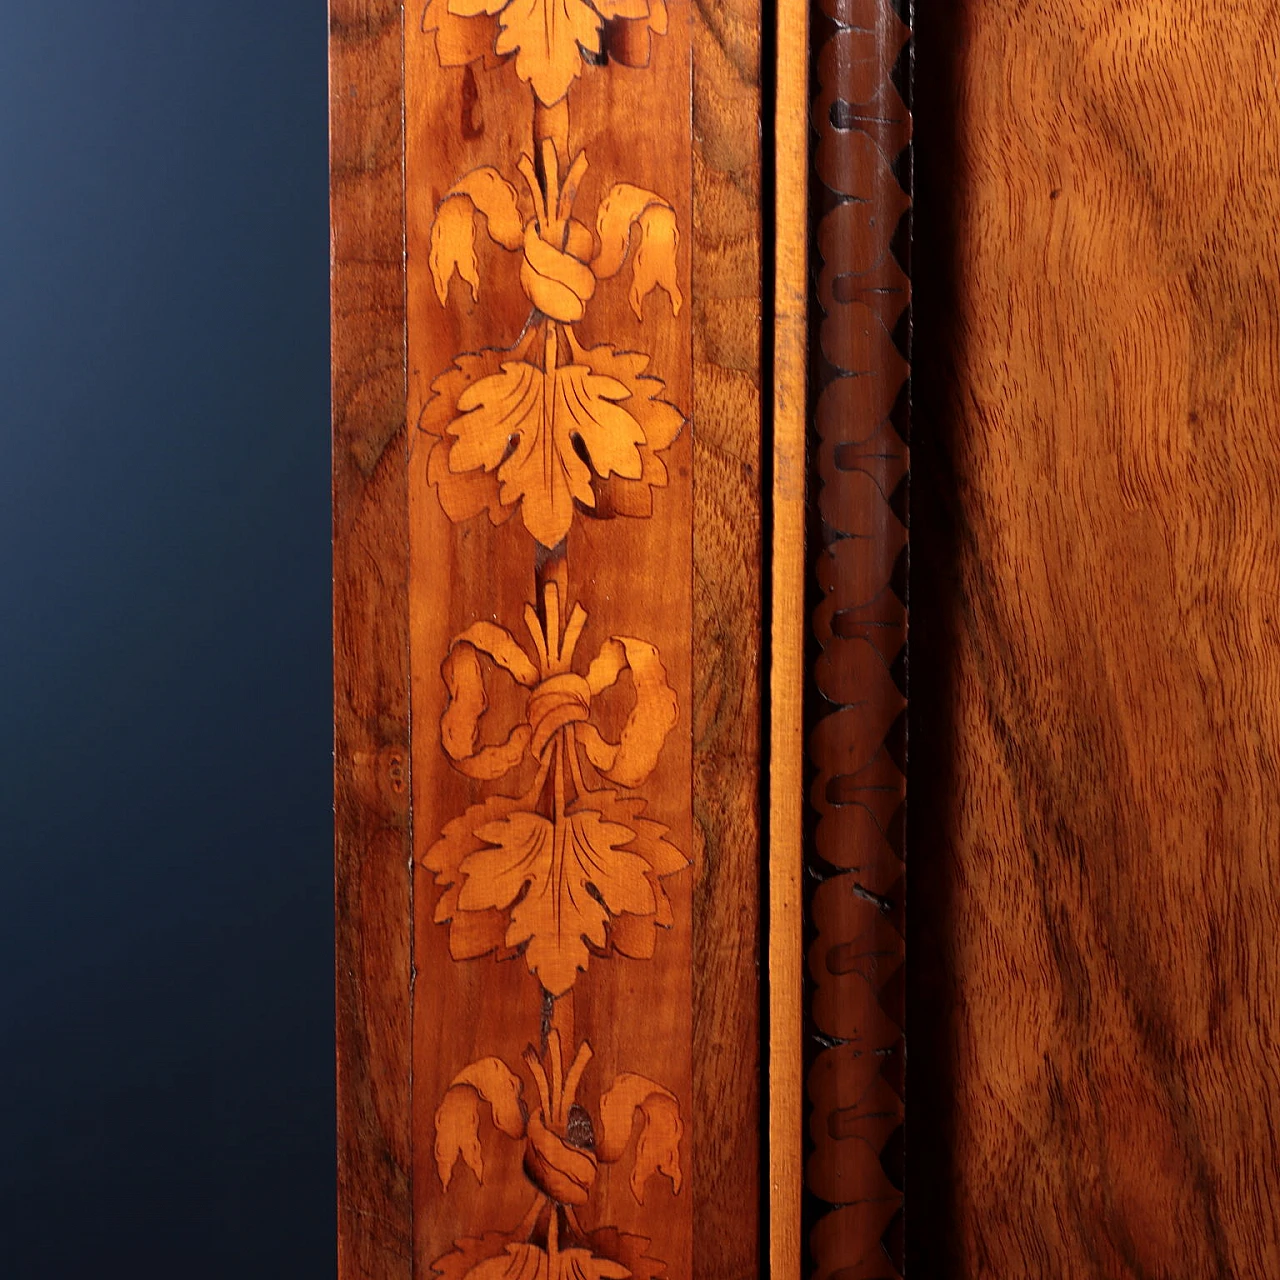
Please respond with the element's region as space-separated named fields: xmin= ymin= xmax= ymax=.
xmin=422 ymin=142 xmax=684 ymax=549
xmin=424 ymin=585 xmax=686 ymax=997
xmin=433 ymin=1032 xmax=682 ymax=1280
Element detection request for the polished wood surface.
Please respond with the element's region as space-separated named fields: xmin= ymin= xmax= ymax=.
xmin=331 ymin=3 xmax=413 ymax=1278
xmin=397 ymin=3 xmax=765 ymax=1276
xmin=912 ymin=1 xmax=1280 ymax=1273
xmin=333 ymin=3 xmax=764 ymax=1273
xmin=689 ymin=1 xmax=765 ymax=1272
xmin=407 ymin=10 xmax=698 ymax=1274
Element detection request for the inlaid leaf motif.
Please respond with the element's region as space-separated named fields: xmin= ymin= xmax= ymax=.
xmin=560 ymin=332 xmax=683 ymax=518
xmin=435 ymin=1057 xmax=528 ymax=1189
xmin=422 ymin=0 xmax=668 ymax=84
xmin=427 ymin=790 xmax=684 ymax=979
xmin=597 ymin=1074 xmax=683 ymax=1204
xmin=576 ymin=790 xmax=684 ymax=961
xmin=466 ymin=1243 xmax=630 ymax=1280
xmin=443 ymin=328 xmax=645 ymax=548
xmin=492 ymin=0 xmax=605 ymax=106
xmin=423 ymin=0 xmax=509 ymax=68
xmin=421 ymin=327 xmax=683 ymax=543
xmin=426 ymin=790 xmax=535 ymax=962
xmin=433 ymin=1235 xmax=511 ymax=1280
xmin=458 ymin=806 xmax=657 ymax=996
xmin=421 ymin=331 xmax=535 ymax=530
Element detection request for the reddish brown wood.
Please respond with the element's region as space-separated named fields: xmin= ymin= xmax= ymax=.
xmin=807 ymin=1 xmax=910 ymax=1277
xmin=912 ymin=0 xmax=1280 ymax=1274
xmin=331 ymin=4 xmax=767 ymax=1273
xmin=399 ymin=6 xmax=766 ymax=1276
xmin=690 ymin=1 xmax=765 ymax=1272
xmin=331 ymin=2 xmax=412 ymax=1278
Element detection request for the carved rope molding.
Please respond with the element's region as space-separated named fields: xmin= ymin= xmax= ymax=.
xmin=806 ymin=1 xmax=910 ymax=1278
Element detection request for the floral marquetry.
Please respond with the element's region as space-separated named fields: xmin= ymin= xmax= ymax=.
xmin=422 ymin=141 xmax=685 ymax=548
xmin=421 ymin=326 xmax=683 ymax=547
xmin=424 ymin=585 xmax=685 ymax=995
xmin=429 ymin=148 xmax=682 ymax=327
xmin=340 ymin=0 xmax=767 ymax=1270
xmin=422 ymin=0 xmax=671 ymax=105
xmin=432 ymin=1033 xmax=683 ymax=1279
xmin=403 ymin=0 xmax=699 ymax=1272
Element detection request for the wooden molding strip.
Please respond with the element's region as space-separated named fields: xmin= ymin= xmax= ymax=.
xmin=805 ymin=1 xmax=911 ymax=1278
xmin=330 ymin=2 xmax=413 ymax=1277
xmin=770 ymin=1 xmax=810 ymax=1277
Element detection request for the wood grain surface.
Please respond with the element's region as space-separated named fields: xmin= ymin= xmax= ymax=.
xmin=689 ymin=1 xmax=765 ymax=1274
xmin=911 ymin=1 xmax=1280 ymax=1274
xmin=406 ymin=12 xmax=699 ymax=1275
xmin=331 ymin=3 xmax=413 ymax=1279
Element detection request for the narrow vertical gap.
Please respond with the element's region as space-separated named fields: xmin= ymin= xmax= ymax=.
xmin=906 ymin=0 xmax=964 ymax=1271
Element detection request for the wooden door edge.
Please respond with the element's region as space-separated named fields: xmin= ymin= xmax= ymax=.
xmin=328 ymin=1 xmax=912 ymax=1272
xmin=331 ymin=3 xmax=413 ymax=1278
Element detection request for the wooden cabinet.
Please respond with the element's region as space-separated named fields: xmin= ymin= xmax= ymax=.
xmin=333 ymin=1 xmax=1280 ymax=1275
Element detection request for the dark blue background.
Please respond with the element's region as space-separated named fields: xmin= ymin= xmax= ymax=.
xmin=0 ymin=3 xmax=334 ymax=1274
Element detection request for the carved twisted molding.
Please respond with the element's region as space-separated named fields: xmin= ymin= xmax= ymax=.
xmin=806 ymin=1 xmax=910 ymax=1277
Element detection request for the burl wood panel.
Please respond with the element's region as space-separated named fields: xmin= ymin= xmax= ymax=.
xmin=912 ymin=1 xmax=1280 ymax=1275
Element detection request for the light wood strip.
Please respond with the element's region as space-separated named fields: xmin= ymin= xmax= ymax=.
xmin=770 ymin=2 xmax=809 ymax=1275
